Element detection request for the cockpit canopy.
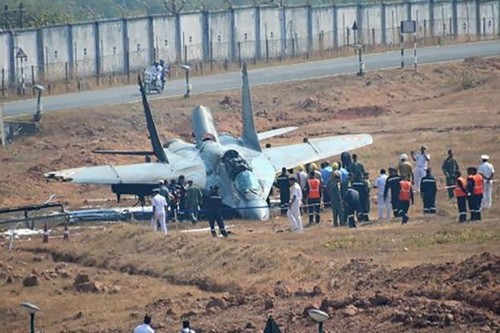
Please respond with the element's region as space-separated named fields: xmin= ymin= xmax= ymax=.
xmin=222 ymin=150 xmax=251 ymax=180
xmin=222 ymin=150 xmax=261 ymax=196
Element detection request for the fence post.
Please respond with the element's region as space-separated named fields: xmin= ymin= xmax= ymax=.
xmin=255 ymin=6 xmax=261 ymax=60
xmin=238 ymin=41 xmax=242 ymax=68
xmin=0 ymin=103 xmax=4 ymax=146
xmin=1 ymin=69 xmax=4 ymax=98
xmin=265 ymin=37 xmax=269 ymax=62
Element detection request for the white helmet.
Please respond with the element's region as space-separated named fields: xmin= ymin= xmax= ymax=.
xmin=400 ymin=153 xmax=408 ymax=161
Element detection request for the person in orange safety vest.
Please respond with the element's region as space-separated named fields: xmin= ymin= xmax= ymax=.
xmin=398 ymin=176 xmax=414 ymax=224
xmin=305 ymin=171 xmax=322 ymax=225
xmin=454 ymin=171 xmax=468 ymax=223
xmin=466 ymin=167 xmax=484 ymax=221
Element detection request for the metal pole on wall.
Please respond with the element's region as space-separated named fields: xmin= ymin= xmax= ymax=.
xmin=0 ymin=102 xmax=5 ymax=146
xmin=413 ymin=33 xmax=417 ymax=71
xmin=400 ymin=34 xmax=404 ymax=68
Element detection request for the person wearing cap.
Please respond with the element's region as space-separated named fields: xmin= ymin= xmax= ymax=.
xmin=287 ymin=177 xmax=303 ymax=232
xmin=305 ymin=171 xmax=321 ymax=226
xmin=411 ymin=145 xmax=430 ymax=193
xmin=466 ymin=167 xmax=483 ymax=221
xmin=180 ymin=320 xmax=195 ymax=333
xmin=442 ymin=150 xmax=460 ymax=200
xmin=150 ymin=188 xmax=168 ymax=235
xmin=328 ymin=170 xmax=343 ymax=227
xmin=134 ymin=315 xmax=155 ymax=333
xmin=373 ymin=169 xmax=391 ymax=220
xmin=296 ymin=165 xmax=309 ymax=212
xmin=185 ymin=180 xmax=203 ymax=223
xmin=275 ymin=167 xmax=290 ymax=215
xmin=384 ymin=167 xmax=401 ymax=218
xmin=478 ymin=155 xmax=495 ymax=209
xmin=420 ymin=168 xmax=437 ymax=214
xmin=309 ymin=163 xmax=323 ymax=183
xmin=454 ymin=170 xmax=468 ymax=223
xmin=206 ymin=186 xmax=228 ymax=237
xmin=397 ymin=154 xmax=413 ymax=184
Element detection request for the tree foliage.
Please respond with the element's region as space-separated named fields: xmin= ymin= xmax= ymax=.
xmin=1 ymin=0 xmax=342 ymax=29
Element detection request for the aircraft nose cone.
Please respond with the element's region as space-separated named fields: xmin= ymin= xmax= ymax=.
xmin=238 ymin=199 xmax=270 ymax=221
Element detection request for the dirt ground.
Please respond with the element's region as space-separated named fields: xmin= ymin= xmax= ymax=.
xmin=0 ymin=57 xmax=499 ymax=332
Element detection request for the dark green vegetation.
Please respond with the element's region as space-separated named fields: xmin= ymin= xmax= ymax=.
xmin=1 ymin=0 xmax=339 ymax=29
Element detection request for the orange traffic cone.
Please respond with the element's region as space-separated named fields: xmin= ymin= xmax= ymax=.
xmin=63 ymin=222 xmax=70 ymax=241
xmin=42 ymin=223 xmax=49 ymax=243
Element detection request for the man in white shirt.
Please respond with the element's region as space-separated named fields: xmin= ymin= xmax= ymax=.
xmin=134 ymin=315 xmax=155 ymax=333
xmin=296 ymin=165 xmax=308 ymax=212
xmin=151 ymin=189 xmax=168 ymax=235
xmin=287 ymin=177 xmax=303 ymax=232
xmin=412 ymin=145 xmax=431 ymax=193
xmin=478 ymin=155 xmax=495 ymax=209
xmin=373 ymin=169 xmax=391 ymax=220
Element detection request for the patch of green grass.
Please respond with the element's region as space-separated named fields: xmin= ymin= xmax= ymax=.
xmin=322 ymin=228 xmax=500 ymax=252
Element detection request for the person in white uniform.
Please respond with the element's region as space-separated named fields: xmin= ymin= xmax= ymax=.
xmin=134 ymin=315 xmax=155 ymax=333
xmin=478 ymin=154 xmax=495 ymax=209
xmin=151 ymin=189 xmax=168 ymax=235
xmin=287 ymin=177 xmax=303 ymax=232
xmin=373 ymin=169 xmax=392 ymax=220
xmin=412 ymin=145 xmax=430 ymax=193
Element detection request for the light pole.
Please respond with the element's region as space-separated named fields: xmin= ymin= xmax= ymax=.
xmin=351 ymin=21 xmax=364 ymax=76
xmin=308 ymin=308 xmax=330 ymax=333
xmin=20 ymin=302 xmax=40 ymax=333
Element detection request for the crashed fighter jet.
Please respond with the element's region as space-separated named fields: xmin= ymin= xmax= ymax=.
xmin=45 ymin=63 xmax=373 ymax=220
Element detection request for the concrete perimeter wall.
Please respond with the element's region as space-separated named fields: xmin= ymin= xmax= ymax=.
xmin=1 ymin=0 xmax=499 ymax=84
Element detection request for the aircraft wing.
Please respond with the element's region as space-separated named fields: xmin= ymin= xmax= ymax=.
xmin=257 ymin=127 xmax=298 ymax=141
xmin=44 ymin=163 xmax=178 ymax=184
xmin=263 ymin=134 xmax=373 ymax=171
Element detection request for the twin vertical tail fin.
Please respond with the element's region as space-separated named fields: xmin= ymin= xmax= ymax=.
xmin=241 ymin=63 xmax=262 ymax=152
xmin=138 ymin=75 xmax=169 ymax=163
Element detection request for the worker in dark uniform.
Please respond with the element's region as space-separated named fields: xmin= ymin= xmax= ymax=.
xmin=327 ymin=170 xmax=343 ymax=227
xmin=384 ymin=167 xmax=401 ymax=218
xmin=344 ymin=186 xmax=359 ymax=228
xmin=466 ymin=167 xmax=484 ymax=221
xmin=275 ymin=167 xmax=290 ymax=215
xmin=341 ymin=151 xmax=352 ymax=170
xmin=442 ymin=149 xmax=460 ymax=200
xmin=351 ymin=176 xmax=369 ymax=221
xmin=454 ymin=171 xmax=468 ymax=223
xmin=363 ymin=172 xmax=371 ymax=220
xmin=305 ymin=171 xmax=321 ymax=225
xmin=420 ymin=168 xmax=437 ymax=214
xmin=206 ymin=186 xmax=228 ymax=237
xmin=398 ymin=176 xmax=414 ymax=224
xmin=176 ymin=175 xmax=187 ymax=219
xmin=348 ymin=154 xmax=366 ymax=181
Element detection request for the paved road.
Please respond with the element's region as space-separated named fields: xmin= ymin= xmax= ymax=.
xmin=4 ymin=40 xmax=500 ymax=117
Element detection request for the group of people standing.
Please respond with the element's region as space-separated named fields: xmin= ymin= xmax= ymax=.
xmin=150 ymin=176 xmax=227 ymax=237
xmin=275 ymin=147 xmax=495 ymax=231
